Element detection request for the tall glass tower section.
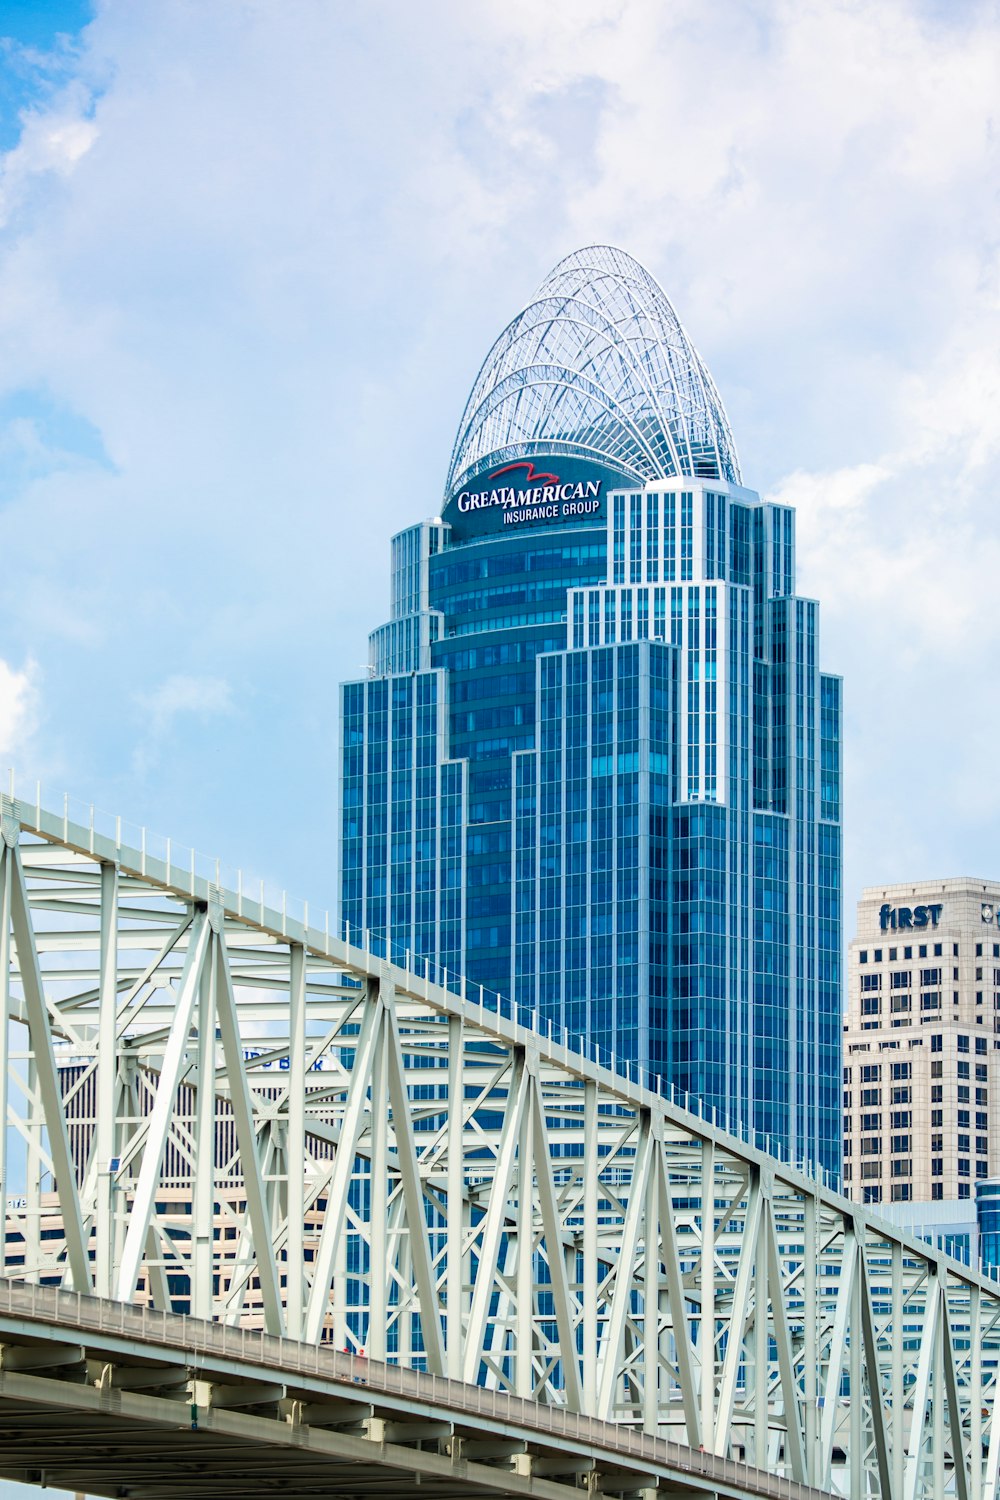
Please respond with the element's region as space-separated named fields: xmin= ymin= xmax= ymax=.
xmin=339 ymin=246 xmax=842 ymax=1176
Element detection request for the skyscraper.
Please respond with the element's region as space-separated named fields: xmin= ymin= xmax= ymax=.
xmin=340 ymin=246 xmax=842 ymax=1175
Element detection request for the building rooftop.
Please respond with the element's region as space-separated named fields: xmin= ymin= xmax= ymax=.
xmin=444 ymin=245 xmax=741 ymax=500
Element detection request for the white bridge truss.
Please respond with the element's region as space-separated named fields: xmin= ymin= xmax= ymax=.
xmin=0 ymin=793 xmax=999 ymax=1500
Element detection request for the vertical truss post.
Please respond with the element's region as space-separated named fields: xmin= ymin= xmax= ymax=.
xmin=305 ymin=978 xmax=383 ymax=1344
xmin=116 ymin=909 xmax=210 ymax=1301
xmin=8 ymin=841 xmax=90 ymax=1291
xmin=0 ymin=837 xmax=12 ymax=1272
xmin=699 ymin=1140 xmax=716 ymax=1448
xmin=367 ymin=1005 xmax=389 ymax=1361
xmin=446 ymin=1012 xmax=464 ymax=1379
xmin=942 ymin=1278 xmax=971 ymax=1500
xmin=515 ymin=1063 xmax=534 ymax=1398
xmin=652 ymin=1120 xmax=700 ymax=1447
xmin=384 ymin=988 xmax=445 ymax=1374
xmin=95 ymin=861 xmax=119 ymax=1299
xmin=764 ymin=1192 xmax=806 ymax=1482
xmin=598 ymin=1117 xmax=650 ymax=1420
xmin=802 ymin=1190 xmax=818 ymax=1485
xmin=858 ymin=1234 xmax=893 ymax=1500
xmin=528 ymin=1066 xmax=581 ymax=1411
xmin=905 ymin=1268 xmax=940 ymax=1500
xmin=892 ymin=1238 xmax=905 ymax=1500
xmin=583 ymin=1079 xmax=599 ymax=1414
xmin=192 ymin=919 xmax=218 ymax=1321
xmin=285 ymin=941 xmax=306 ymax=1339
xmin=463 ymin=1050 xmax=527 ymax=1384
xmin=213 ymin=923 xmax=284 ymax=1335
xmin=715 ymin=1165 xmax=763 ymax=1456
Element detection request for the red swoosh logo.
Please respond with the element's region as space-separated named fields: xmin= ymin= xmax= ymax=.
xmin=485 ymin=461 xmax=560 ymax=486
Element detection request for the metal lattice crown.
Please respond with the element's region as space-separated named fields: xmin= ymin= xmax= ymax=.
xmin=445 ymin=245 xmax=741 ymax=498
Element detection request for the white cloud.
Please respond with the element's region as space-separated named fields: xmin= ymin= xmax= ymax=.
xmin=132 ymin=674 xmax=234 ymax=776
xmin=0 ymin=657 xmax=38 ymax=763
xmin=136 ymin=673 xmax=233 ymax=735
xmin=0 ymin=0 xmax=997 ymax=911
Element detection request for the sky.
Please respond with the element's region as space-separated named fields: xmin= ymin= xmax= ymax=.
xmin=0 ymin=5 xmax=997 ymax=978
xmin=0 ymin=3 xmax=997 ymax=1495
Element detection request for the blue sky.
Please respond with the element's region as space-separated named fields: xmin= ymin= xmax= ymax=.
xmin=0 ymin=0 xmax=998 ymax=950
xmin=0 ymin=5 xmax=997 ymax=1491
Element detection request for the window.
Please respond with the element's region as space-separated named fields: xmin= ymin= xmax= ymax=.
xmin=958 ymin=1034 xmax=970 ymax=1053
xmin=861 ymin=1113 xmax=880 ymax=1132
xmin=860 ymin=1087 xmax=881 ymax=1106
xmin=890 ymin=1158 xmax=911 ymax=1177
xmin=934 ymin=943 xmax=942 ymax=956
xmin=890 ymin=971 xmax=910 ymax=989
xmin=958 ymin=1134 xmax=970 ymax=1152
xmin=889 ymin=948 xmax=897 ymax=961
xmin=861 ymin=1163 xmax=880 ymax=1180
xmin=931 ymin=1060 xmax=943 ymax=1078
xmin=931 ymin=1135 xmax=943 ymax=1152
xmin=932 ymin=1158 xmax=944 ymax=1177
xmin=860 ymin=1137 xmax=882 ymax=1155
xmin=860 ymin=1065 xmax=881 ymax=1082
xmin=891 ymin=1183 xmax=912 ymax=1202
xmin=890 ymin=1134 xmax=911 ymax=1154
xmin=921 ymin=969 xmax=942 ymax=986
xmin=932 ymin=1182 xmax=943 ymax=1200
xmin=862 ymin=997 xmax=880 ymax=1016
xmin=874 ymin=949 xmax=883 ymax=962
xmin=931 ymin=1034 xmax=943 ymax=1053
xmin=891 ymin=1085 xmax=911 ymax=1103
xmin=932 ymin=1085 xmax=943 ymax=1102
xmin=859 ymin=950 xmax=868 ymax=964
xmin=977 ymin=1136 xmax=989 ymax=1154
xmin=958 ymin=1060 xmax=970 ymax=1079
xmin=861 ymin=974 xmax=882 ymax=992
xmin=863 ymin=1185 xmax=882 ymax=1203
xmin=891 ymin=1062 xmax=912 ymax=1080
xmin=890 ymin=1110 xmax=911 ymax=1128
xmin=958 ymin=1158 xmax=971 ymax=1177
xmin=931 ymin=1109 xmax=943 ymax=1127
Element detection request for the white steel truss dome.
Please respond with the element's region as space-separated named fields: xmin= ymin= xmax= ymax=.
xmin=445 ymin=245 xmax=741 ymax=498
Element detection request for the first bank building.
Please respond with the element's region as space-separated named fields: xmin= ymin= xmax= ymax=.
xmin=340 ymin=246 xmax=842 ymax=1178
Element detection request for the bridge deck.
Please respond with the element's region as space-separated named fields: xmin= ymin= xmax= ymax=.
xmin=0 ymin=1280 xmax=831 ymax=1500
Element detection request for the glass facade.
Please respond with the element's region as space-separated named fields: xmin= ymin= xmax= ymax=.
xmin=978 ymin=1181 xmax=1000 ymax=1280
xmin=339 ymin=247 xmax=842 ymax=1178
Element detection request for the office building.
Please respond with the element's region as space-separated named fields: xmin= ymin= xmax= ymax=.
xmin=843 ymin=878 xmax=1000 ymax=1212
xmin=340 ymin=245 xmax=843 ymax=1175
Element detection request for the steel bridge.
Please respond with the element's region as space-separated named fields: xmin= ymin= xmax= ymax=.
xmin=0 ymin=792 xmax=998 ymax=1499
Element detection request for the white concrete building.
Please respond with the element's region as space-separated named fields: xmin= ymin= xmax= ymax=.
xmin=843 ymin=878 xmax=1000 ymax=1235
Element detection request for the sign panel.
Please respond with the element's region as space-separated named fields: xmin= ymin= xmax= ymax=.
xmin=442 ymin=456 xmax=623 ymax=540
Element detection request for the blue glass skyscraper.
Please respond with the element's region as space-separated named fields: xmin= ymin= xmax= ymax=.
xmin=340 ymin=246 xmax=842 ymax=1176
